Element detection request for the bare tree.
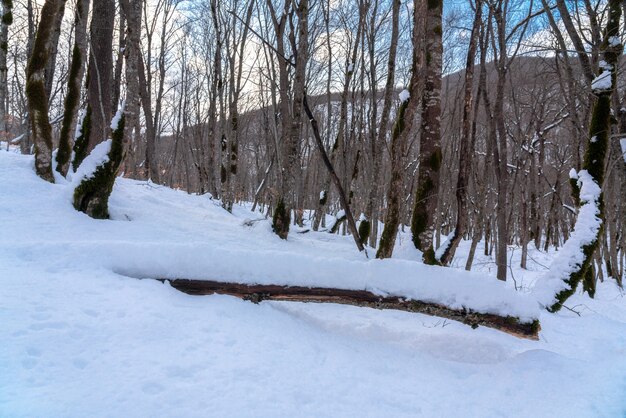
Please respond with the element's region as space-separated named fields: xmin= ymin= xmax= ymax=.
xmin=410 ymin=0 xmax=444 ymax=265
xmin=56 ymin=0 xmax=90 ymax=176
xmin=25 ymin=0 xmax=66 ymax=182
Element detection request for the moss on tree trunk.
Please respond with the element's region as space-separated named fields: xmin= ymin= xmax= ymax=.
xmin=73 ymin=113 xmax=125 ymax=219
xmin=56 ymin=0 xmax=89 ymax=176
xmin=548 ymin=0 xmax=622 ymax=312
xmin=25 ymin=0 xmax=66 ymax=183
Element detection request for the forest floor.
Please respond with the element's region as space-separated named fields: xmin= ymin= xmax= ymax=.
xmin=2 ymin=150 xmax=626 ymax=417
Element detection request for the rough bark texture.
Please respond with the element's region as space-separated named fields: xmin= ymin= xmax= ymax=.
xmin=43 ymin=0 xmax=65 ymax=103
xmin=56 ymin=0 xmax=89 ymax=176
xmin=120 ymin=0 xmax=141 ymax=164
xmin=410 ymin=0 xmax=443 ymax=265
xmin=156 ymin=278 xmax=540 ymax=340
xmin=72 ymin=0 xmax=119 ymax=219
xmin=549 ymin=0 xmax=622 ymax=312
xmin=73 ymin=110 xmax=125 ymax=219
xmin=25 ymin=0 xmax=66 ymax=182
xmin=85 ymin=0 xmax=114 ymax=154
xmin=0 ymin=0 xmax=12 ymax=149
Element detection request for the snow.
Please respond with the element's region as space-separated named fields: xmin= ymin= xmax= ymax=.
xmin=399 ymin=89 xmax=410 ymax=103
xmin=74 ymin=109 xmax=86 ymax=140
xmin=621 ymin=138 xmax=626 ymax=163
xmin=591 ymin=70 xmax=612 ymax=91
xmin=2 ymin=152 xmax=626 ymax=417
xmin=70 ymin=139 xmax=111 ymax=189
xmin=533 ymin=170 xmax=602 ymax=307
xmin=335 ymin=209 xmax=346 ymax=220
xmin=435 ymin=229 xmax=455 ymax=261
xmin=609 ymin=36 xmax=621 ymax=47
xmin=110 ymin=101 xmax=125 ymax=130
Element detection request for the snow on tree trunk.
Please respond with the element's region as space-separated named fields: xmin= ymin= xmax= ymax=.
xmin=73 ymin=105 xmax=125 ymax=219
xmin=536 ymin=0 xmax=623 ymax=312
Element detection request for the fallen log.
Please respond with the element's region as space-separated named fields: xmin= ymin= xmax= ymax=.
xmin=157 ymin=278 xmax=540 ymax=340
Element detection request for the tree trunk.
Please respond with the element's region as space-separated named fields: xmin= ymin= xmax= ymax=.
xmin=56 ymin=0 xmax=89 ymax=176
xmin=410 ymin=0 xmax=443 ymax=265
xmin=0 ymin=0 xmax=12 ymax=150
xmin=120 ymin=0 xmax=141 ymax=164
xmin=85 ymin=0 xmax=114 ymax=156
xmin=43 ymin=1 xmax=65 ymax=103
xmin=72 ymin=0 xmax=118 ymax=219
xmin=548 ymin=0 xmax=622 ymax=312
xmin=25 ymin=0 xmax=66 ymax=182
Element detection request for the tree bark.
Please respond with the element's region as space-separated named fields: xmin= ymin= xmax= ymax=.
xmin=72 ymin=0 xmax=119 ymax=219
xmin=56 ymin=0 xmax=90 ymax=176
xmin=120 ymin=0 xmax=141 ymax=166
xmin=0 ymin=0 xmax=12 ymax=150
xmin=157 ymin=278 xmax=540 ymax=339
xmin=548 ymin=0 xmax=622 ymax=311
xmin=410 ymin=0 xmax=443 ymax=265
xmin=43 ymin=0 xmax=65 ymax=103
xmin=25 ymin=0 xmax=66 ymax=182
xmin=86 ymin=0 xmax=114 ymax=153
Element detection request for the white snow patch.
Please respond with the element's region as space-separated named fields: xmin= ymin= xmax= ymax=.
xmin=111 ymin=101 xmax=125 ymax=130
xmin=399 ymin=89 xmax=410 ymax=103
xmin=609 ymin=36 xmax=621 ymax=47
xmin=591 ymin=70 xmax=612 ymax=91
xmin=435 ymin=229 xmax=456 ymax=261
xmin=533 ymin=170 xmax=602 ymax=307
xmin=71 ymin=140 xmax=111 ymax=189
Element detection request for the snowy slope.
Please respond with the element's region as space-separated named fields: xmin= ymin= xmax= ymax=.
xmin=0 ymin=152 xmax=539 ymax=321
xmin=2 ymin=151 xmax=626 ymax=417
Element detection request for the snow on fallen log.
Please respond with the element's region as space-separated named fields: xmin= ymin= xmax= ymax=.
xmin=155 ymin=279 xmax=539 ymax=339
xmin=110 ymin=243 xmax=540 ymax=337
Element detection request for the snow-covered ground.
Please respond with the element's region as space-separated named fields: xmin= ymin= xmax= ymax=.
xmin=2 ymin=150 xmax=626 ymax=417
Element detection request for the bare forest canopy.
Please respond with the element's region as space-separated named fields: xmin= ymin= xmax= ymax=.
xmin=3 ymin=0 xmax=625 ymax=316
